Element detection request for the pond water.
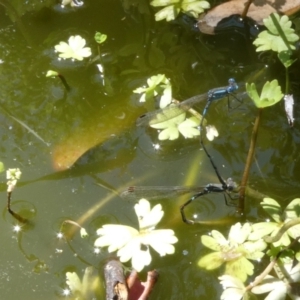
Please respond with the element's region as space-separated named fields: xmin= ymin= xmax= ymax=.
xmin=0 ymin=0 xmax=300 ymax=299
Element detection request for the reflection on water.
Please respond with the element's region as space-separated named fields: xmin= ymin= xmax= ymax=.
xmin=0 ymin=0 xmax=300 ymax=299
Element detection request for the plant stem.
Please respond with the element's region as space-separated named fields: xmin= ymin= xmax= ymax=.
xmin=58 ymin=74 xmax=71 ymax=92
xmin=7 ymin=191 xmax=27 ymax=223
xmin=264 ymin=218 xmax=300 ymax=243
xmin=241 ymin=0 xmax=254 ymax=19
xmin=238 ymin=108 xmax=262 ymax=213
xmin=285 ymin=67 xmax=289 ymax=94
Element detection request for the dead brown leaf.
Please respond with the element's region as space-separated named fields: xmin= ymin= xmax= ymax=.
xmin=198 ymin=0 xmax=300 ymax=34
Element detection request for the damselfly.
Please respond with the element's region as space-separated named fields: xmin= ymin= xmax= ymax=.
xmin=136 ymin=78 xmax=240 ymax=127
xmin=122 ymin=79 xmax=241 ymax=224
xmin=121 ymin=179 xmax=237 ymax=224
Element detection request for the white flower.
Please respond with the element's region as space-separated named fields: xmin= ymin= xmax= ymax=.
xmin=80 ymin=227 xmax=88 ymax=238
xmin=6 ymin=168 xmax=21 ymax=192
xmin=206 ymin=125 xmax=219 ymax=141
xmin=94 ymin=199 xmax=178 ymax=272
xmin=54 ymin=35 xmax=91 ymax=61
xmin=219 ymin=275 xmax=248 ymax=300
xmin=61 ymin=0 xmax=83 ymax=8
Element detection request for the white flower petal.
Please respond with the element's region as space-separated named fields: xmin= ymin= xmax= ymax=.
xmin=94 ymin=225 xmax=138 ymax=251
xmin=134 ymin=199 xmax=151 ymax=220
xmin=211 ymin=230 xmax=228 ymax=246
xmin=229 ymin=223 xmax=251 ymax=245
xmin=136 ymin=199 xmax=164 ymax=230
xmin=251 ymin=276 xmax=285 ymax=294
xmin=144 ymin=229 xmax=178 ymax=255
xmin=117 ymin=237 xmax=141 ymax=262
xmin=131 ymin=246 xmax=151 ymax=272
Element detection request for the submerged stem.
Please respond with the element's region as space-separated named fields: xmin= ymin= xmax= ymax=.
xmin=7 ymin=191 xmax=27 ymax=223
xmin=238 ymin=108 xmax=262 ymax=213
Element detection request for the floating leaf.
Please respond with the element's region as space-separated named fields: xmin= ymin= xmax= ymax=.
xmin=261 ymin=198 xmax=282 ymax=222
xmin=133 ymin=74 xmax=172 ymax=108
xmin=160 ymin=84 xmax=172 ymax=108
xmin=151 ymin=0 xmax=210 ymax=22
xmin=151 ymin=113 xmax=185 ymax=140
xmin=253 ymin=13 xmax=299 ymax=53
xmin=177 ymin=116 xmax=200 ymax=139
xmin=248 ymin=222 xmax=278 ymax=241
xmin=246 ymin=80 xmax=283 ymax=108
xmin=94 ymin=32 xmax=107 ymax=44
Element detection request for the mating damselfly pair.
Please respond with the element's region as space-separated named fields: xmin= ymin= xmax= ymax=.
xmin=122 ymin=78 xmax=242 ymax=224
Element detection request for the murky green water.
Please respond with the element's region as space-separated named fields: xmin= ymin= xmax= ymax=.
xmin=0 ymin=1 xmax=300 ymax=299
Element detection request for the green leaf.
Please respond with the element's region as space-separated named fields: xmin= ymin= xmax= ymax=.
xmin=158 ymin=124 xmax=180 ymax=140
xmin=253 ymin=13 xmax=299 ymax=53
xmin=248 ymin=222 xmax=277 ymax=240
xmin=284 ymin=198 xmax=300 ymax=219
xmin=177 ymin=117 xmax=200 ymax=139
xmin=133 ymin=74 xmax=172 ymax=106
xmin=151 ymin=113 xmax=185 ymax=140
xmin=160 ymin=84 xmax=172 ymax=108
xmin=261 ymin=198 xmax=282 ymax=222
xmin=225 ymin=257 xmax=254 ymax=282
xmin=151 ymin=0 xmax=210 ymax=22
xmin=278 ymin=51 xmax=297 ymax=68
xmin=94 ymin=32 xmax=107 ymax=44
xmin=154 ymin=5 xmax=180 ymax=21
xmin=181 ymin=0 xmax=210 ymax=18
xmin=198 ymin=252 xmax=223 ymax=270
xmin=201 ymin=235 xmax=221 ymax=251
xmin=246 ymin=80 xmax=283 ymax=108
xmin=0 ymin=162 xmax=4 ymax=173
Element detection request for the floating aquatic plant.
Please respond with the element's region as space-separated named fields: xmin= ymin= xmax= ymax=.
xmin=54 ymin=35 xmax=91 ymax=61
xmin=248 ymin=198 xmax=300 ymax=247
xmin=150 ymin=113 xmax=200 ymax=140
xmin=246 ymin=80 xmax=283 ymax=109
xmin=95 ymin=199 xmax=178 ymax=272
xmin=198 ymin=222 xmax=267 ymax=282
xmin=133 ymin=74 xmax=172 ymax=108
xmin=151 ymin=0 xmax=210 ymax=22
xmin=253 ymin=13 xmax=299 ymax=53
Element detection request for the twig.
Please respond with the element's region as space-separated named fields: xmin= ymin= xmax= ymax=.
xmin=238 ymin=108 xmax=262 ymax=213
xmin=104 ymin=259 xmax=128 ymax=300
